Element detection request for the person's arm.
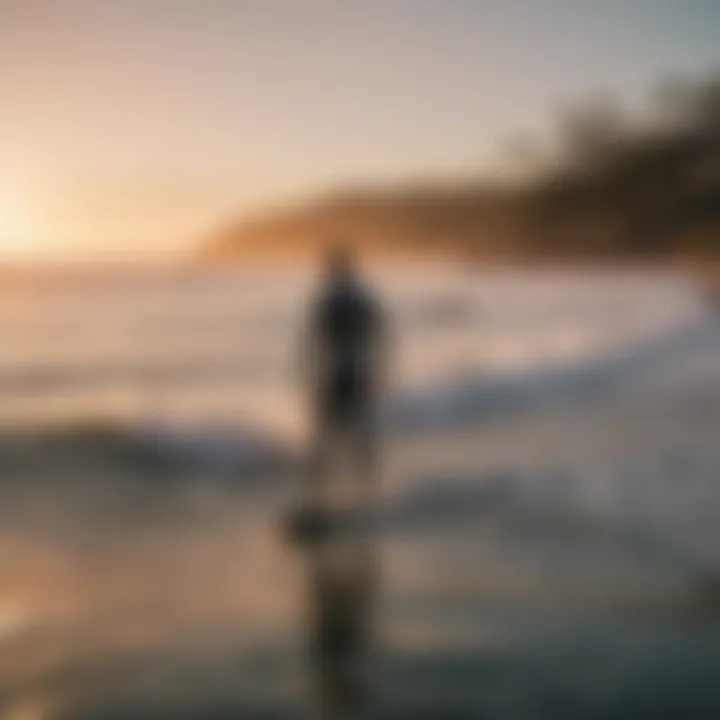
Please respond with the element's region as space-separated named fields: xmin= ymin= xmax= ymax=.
xmin=298 ymin=293 xmax=324 ymax=399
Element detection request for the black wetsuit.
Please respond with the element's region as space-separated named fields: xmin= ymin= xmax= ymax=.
xmin=309 ymin=277 xmax=383 ymax=482
xmin=314 ymin=279 xmax=381 ymax=423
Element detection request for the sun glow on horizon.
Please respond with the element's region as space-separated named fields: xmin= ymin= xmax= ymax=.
xmin=0 ymin=201 xmax=37 ymax=259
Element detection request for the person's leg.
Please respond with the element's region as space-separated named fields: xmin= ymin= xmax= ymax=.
xmin=352 ymin=404 xmax=380 ymax=503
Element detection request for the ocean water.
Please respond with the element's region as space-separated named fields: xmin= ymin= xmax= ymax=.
xmin=0 ymin=266 xmax=718 ymax=719
xmin=0 ymin=266 xmax=701 ymax=429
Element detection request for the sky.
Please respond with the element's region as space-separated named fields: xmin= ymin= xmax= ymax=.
xmin=0 ymin=0 xmax=718 ymax=261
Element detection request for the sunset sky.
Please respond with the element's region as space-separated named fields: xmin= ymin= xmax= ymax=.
xmin=0 ymin=0 xmax=719 ymax=261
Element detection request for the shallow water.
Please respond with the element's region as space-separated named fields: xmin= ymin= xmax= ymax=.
xmin=0 ymin=267 xmax=718 ymax=719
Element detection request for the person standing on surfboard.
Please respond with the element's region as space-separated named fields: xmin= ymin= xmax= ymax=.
xmin=303 ymin=245 xmax=387 ymax=501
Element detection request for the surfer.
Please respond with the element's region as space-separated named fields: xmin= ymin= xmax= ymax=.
xmin=303 ymin=245 xmax=387 ymax=503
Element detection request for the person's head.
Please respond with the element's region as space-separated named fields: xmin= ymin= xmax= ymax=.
xmin=325 ymin=243 xmax=356 ymax=282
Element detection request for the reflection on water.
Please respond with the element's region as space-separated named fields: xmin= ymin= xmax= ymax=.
xmin=306 ymin=535 xmax=378 ymax=717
